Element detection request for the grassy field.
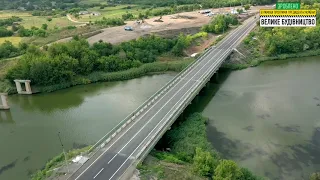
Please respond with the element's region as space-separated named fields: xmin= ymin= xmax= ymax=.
xmin=21 ymin=16 xmax=78 ymax=29
xmin=74 ymin=5 xmax=167 ymax=22
xmin=0 ymin=11 xmax=31 ymax=18
xmin=0 ymin=10 xmax=78 ymax=29
xmin=79 ymin=0 xmax=108 ymax=4
xmin=0 ymin=37 xmax=22 ymax=45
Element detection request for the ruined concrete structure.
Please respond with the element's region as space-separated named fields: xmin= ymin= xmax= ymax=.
xmin=14 ymin=80 xmax=32 ymax=95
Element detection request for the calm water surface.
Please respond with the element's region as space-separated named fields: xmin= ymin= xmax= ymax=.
xmin=203 ymin=57 xmax=320 ymax=180
xmin=0 ymin=73 xmax=176 ymax=180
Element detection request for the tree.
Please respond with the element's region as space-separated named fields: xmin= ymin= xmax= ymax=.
xmin=41 ymin=23 xmax=48 ymax=30
xmin=310 ymin=172 xmax=320 ymax=180
xmin=47 ymin=17 xmax=52 ymax=22
xmin=192 ymin=148 xmax=217 ymax=176
xmin=237 ymin=8 xmax=244 ymax=14
xmin=239 ymin=168 xmax=262 ymax=180
xmin=0 ymin=28 xmax=13 ymax=37
xmin=213 ymin=160 xmax=243 ymax=180
xmin=138 ymin=13 xmax=144 ymax=20
xmin=244 ymin=4 xmax=250 ymax=10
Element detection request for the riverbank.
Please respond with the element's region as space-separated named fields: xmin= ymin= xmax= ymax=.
xmin=32 ymin=146 xmax=91 ymax=180
xmin=223 ymin=48 xmax=320 ymax=70
xmin=33 ymin=113 xmax=261 ymax=180
xmin=0 ymin=58 xmax=193 ymax=95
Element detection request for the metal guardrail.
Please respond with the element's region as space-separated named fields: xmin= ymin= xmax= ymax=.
xmin=118 ymin=49 xmax=234 ymax=180
xmin=88 ymin=14 xmax=259 ymax=155
xmin=119 ymin=16 xmax=260 ymax=180
xmin=87 ymin=44 xmax=214 ymax=154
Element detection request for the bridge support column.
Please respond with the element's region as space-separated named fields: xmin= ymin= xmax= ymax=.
xmin=233 ymin=48 xmax=246 ymax=58
xmin=0 ymin=93 xmax=9 ymax=110
xmin=14 ymin=80 xmax=32 ymax=95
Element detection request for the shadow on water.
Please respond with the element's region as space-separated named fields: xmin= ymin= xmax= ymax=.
xmin=8 ymin=82 xmax=118 ymax=113
xmin=155 ymin=69 xmax=232 ymax=149
xmin=0 ymin=160 xmax=17 ymax=176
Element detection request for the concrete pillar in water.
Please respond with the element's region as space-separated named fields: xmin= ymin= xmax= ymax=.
xmin=14 ymin=80 xmax=32 ymax=95
xmin=25 ymin=80 xmax=32 ymax=94
xmin=0 ymin=93 xmax=9 ymax=110
xmin=14 ymin=80 xmax=22 ymax=93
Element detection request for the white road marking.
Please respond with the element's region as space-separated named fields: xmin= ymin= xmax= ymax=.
xmin=108 ymin=47 xmax=233 ymax=180
xmin=111 ymin=18 xmax=259 ymax=180
xmin=93 ymin=168 xmax=104 ymax=179
xmin=74 ymin=17 xmax=257 ymax=180
xmin=107 ymin=48 xmax=232 ymax=165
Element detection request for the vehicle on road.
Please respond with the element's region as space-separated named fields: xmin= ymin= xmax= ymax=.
xmin=124 ymin=26 xmax=133 ymax=31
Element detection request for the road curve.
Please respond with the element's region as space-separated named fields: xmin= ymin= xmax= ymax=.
xmin=69 ymin=16 xmax=258 ymax=180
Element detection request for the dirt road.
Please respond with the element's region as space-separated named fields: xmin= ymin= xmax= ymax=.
xmin=60 ymin=5 xmax=267 ymax=45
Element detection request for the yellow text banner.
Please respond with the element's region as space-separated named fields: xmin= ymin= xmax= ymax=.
xmin=260 ymin=10 xmax=317 ymax=16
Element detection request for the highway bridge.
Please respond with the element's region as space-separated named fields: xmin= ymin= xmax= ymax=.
xmin=69 ymin=16 xmax=259 ymax=180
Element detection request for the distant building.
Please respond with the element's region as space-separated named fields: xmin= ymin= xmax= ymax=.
xmin=79 ymin=11 xmax=89 ymax=15
xmin=91 ymin=12 xmax=101 ymax=16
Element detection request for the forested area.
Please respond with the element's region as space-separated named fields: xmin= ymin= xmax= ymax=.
xmin=5 ymin=33 xmax=203 ymax=86
xmin=202 ymin=15 xmax=239 ymax=34
xmin=144 ymin=113 xmax=262 ymax=179
xmin=243 ymin=3 xmax=320 ymax=57
xmin=0 ymin=0 xmax=277 ymax=10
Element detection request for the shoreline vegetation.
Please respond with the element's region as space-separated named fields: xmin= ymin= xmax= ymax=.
xmin=31 ymin=146 xmax=92 ymax=180
xmin=0 ymin=31 xmax=207 ymax=94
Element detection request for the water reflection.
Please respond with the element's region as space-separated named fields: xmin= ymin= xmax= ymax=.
xmin=0 ymin=111 xmax=14 ymax=123
xmin=203 ymin=57 xmax=320 ymax=179
xmin=9 ymin=82 xmax=117 ymax=113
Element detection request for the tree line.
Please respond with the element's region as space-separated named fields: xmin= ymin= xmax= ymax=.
xmin=243 ymin=3 xmax=320 ymax=56
xmin=5 ymin=34 xmax=199 ymax=86
xmin=202 ymin=15 xmax=239 ymax=34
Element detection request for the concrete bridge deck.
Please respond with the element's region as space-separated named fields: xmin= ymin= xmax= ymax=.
xmin=69 ymin=16 xmax=259 ymax=180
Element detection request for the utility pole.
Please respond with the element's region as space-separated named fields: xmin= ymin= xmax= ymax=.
xmin=58 ymin=132 xmax=69 ymax=174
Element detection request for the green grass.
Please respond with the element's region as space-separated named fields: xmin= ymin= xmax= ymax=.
xmin=21 ymin=16 xmax=78 ymax=29
xmin=0 ymin=11 xmax=31 ymax=18
xmin=23 ymin=26 xmax=103 ymax=46
xmin=79 ymin=0 xmax=108 ymax=4
xmin=31 ymin=146 xmax=92 ymax=180
xmin=163 ymin=113 xmax=219 ymax=163
xmin=73 ymin=5 xmax=167 ymax=22
xmin=0 ymin=10 xmax=78 ymax=29
xmin=138 ymin=156 xmax=205 ymax=180
xmin=0 ymin=37 xmax=22 ymax=46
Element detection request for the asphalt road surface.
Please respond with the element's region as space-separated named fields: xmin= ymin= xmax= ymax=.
xmin=69 ymin=16 xmax=259 ymax=180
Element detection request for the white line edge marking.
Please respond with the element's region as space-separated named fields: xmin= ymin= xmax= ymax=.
xmin=74 ymin=17 xmax=257 ymax=180
xmin=93 ymin=168 xmax=104 ymax=179
xmin=108 ymin=48 xmax=232 ymax=180
xmin=74 ymin=30 xmax=222 ymax=180
xmin=110 ymin=18 xmax=258 ymax=180
xmin=107 ymin=47 xmax=234 ymax=165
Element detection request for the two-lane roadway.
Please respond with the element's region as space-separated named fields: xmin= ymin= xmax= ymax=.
xmin=69 ymin=16 xmax=259 ymax=180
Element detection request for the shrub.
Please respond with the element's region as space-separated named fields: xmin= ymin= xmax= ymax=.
xmin=310 ymin=172 xmax=320 ymax=180
xmin=0 ymin=28 xmax=13 ymax=37
xmin=213 ymin=160 xmax=243 ymax=180
xmin=193 ymin=147 xmax=218 ymax=176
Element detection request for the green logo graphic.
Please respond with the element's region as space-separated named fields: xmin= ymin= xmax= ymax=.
xmin=276 ymin=2 xmax=300 ymax=10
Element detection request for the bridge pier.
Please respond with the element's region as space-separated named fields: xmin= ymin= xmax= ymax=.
xmin=14 ymin=80 xmax=32 ymax=94
xmin=0 ymin=93 xmax=9 ymax=110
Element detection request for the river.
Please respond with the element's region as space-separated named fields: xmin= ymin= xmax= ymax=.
xmin=1 ymin=57 xmax=319 ymax=180
xmin=0 ymin=73 xmax=176 ymax=180
xmin=203 ymin=56 xmax=320 ymax=180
